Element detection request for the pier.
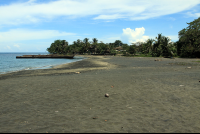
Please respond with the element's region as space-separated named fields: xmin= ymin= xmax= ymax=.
xmin=16 ymin=54 xmax=74 ymax=59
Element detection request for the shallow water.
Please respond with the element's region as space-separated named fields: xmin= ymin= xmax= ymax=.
xmin=0 ymin=52 xmax=84 ymax=74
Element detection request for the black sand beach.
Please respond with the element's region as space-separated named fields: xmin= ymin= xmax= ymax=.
xmin=0 ymin=56 xmax=200 ymax=133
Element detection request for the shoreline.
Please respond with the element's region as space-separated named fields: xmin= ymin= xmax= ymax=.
xmin=0 ymin=55 xmax=116 ymax=80
xmin=1 ymin=55 xmax=199 ymax=80
xmin=0 ymin=55 xmax=85 ymax=77
xmin=0 ymin=56 xmax=200 ymax=132
xmin=1 ymin=54 xmax=199 ymax=77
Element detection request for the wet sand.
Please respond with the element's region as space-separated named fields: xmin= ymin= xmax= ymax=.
xmin=0 ymin=56 xmax=200 ymax=133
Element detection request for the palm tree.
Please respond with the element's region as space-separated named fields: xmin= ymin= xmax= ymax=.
xmin=161 ymin=37 xmax=171 ymax=56
xmin=92 ymin=38 xmax=98 ymax=54
xmin=76 ymin=39 xmax=82 ymax=47
xmin=83 ymin=38 xmax=89 ymax=46
xmin=146 ymin=39 xmax=154 ymax=53
xmin=83 ymin=38 xmax=89 ymax=53
xmin=73 ymin=41 xmax=77 ymax=46
xmin=154 ymin=33 xmax=162 ymax=50
xmin=151 ymin=33 xmax=163 ymax=56
xmin=92 ymin=38 xmax=98 ymax=44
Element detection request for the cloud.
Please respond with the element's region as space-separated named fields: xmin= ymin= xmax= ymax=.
xmin=121 ymin=27 xmax=149 ymax=44
xmin=13 ymin=44 xmax=20 ymax=48
xmin=169 ymin=17 xmax=176 ymax=21
xmin=185 ymin=12 xmax=200 ymax=18
xmin=97 ymin=36 xmax=121 ymax=44
xmin=0 ymin=29 xmax=75 ymax=42
xmin=4 ymin=46 xmax=11 ymax=49
xmin=94 ymin=14 xmax=125 ymax=20
xmin=0 ymin=0 xmax=200 ymax=26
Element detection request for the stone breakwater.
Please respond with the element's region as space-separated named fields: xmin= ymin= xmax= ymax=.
xmin=16 ymin=54 xmax=74 ymax=59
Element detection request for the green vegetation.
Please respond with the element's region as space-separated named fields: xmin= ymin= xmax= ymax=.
xmin=178 ymin=17 xmax=200 ymax=58
xmin=47 ymin=17 xmax=200 ymax=58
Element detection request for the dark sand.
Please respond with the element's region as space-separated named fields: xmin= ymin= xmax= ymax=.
xmin=0 ymin=56 xmax=200 ymax=133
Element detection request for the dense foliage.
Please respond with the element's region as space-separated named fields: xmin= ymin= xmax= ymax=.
xmin=47 ymin=17 xmax=200 ymax=58
xmin=46 ymin=38 xmax=122 ymax=55
xmin=178 ymin=17 xmax=200 ymax=57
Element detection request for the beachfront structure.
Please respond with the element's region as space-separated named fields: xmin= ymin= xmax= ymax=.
xmin=114 ymin=46 xmax=126 ymax=52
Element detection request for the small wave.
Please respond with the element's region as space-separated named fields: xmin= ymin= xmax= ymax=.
xmin=28 ymin=65 xmax=53 ymax=70
xmin=0 ymin=55 xmax=85 ymax=75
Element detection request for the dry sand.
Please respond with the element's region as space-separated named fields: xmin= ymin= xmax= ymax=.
xmin=0 ymin=56 xmax=200 ymax=133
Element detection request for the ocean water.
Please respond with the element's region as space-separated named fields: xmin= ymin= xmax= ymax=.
xmin=0 ymin=52 xmax=84 ymax=74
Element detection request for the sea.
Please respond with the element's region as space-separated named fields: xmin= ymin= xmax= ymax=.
xmin=0 ymin=52 xmax=84 ymax=75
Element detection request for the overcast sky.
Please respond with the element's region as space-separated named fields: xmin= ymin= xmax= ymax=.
xmin=0 ymin=0 xmax=200 ymax=52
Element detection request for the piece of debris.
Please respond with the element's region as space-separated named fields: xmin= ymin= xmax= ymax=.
xmin=180 ymin=85 xmax=184 ymax=87
xmin=187 ymin=67 xmax=191 ymax=69
xmin=155 ymin=59 xmax=162 ymax=61
xmin=105 ymin=93 xmax=109 ymax=97
xmin=93 ymin=117 xmax=98 ymax=119
xmin=111 ymin=86 xmax=114 ymax=88
xmin=75 ymin=72 xmax=81 ymax=74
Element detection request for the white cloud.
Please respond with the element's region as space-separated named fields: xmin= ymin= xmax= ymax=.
xmin=0 ymin=0 xmax=200 ymax=26
xmin=98 ymin=36 xmax=121 ymax=44
xmin=5 ymin=46 xmax=11 ymax=49
xmin=13 ymin=44 xmax=20 ymax=48
xmin=185 ymin=12 xmax=200 ymax=18
xmin=94 ymin=14 xmax=125 ymax=20
xmin=121 ymin=27 xmax=149 ymax=44
xmin=169 ymin=17 xmax=176 ymax=21
xmin=0 ymin=29 xmax=75 ymax=42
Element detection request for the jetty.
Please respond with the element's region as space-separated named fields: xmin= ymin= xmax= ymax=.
xmin=16 ymin=54 xmax=74 ymax=59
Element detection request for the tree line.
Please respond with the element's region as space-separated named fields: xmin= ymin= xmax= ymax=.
xmin=47 ymin=38 xmax=123 ymax=55
xmin=47 ymin=17 xmax=200 ymax=58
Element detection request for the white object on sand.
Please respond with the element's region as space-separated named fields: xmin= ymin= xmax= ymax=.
xmin=105 ymin=93 xmax=109 ymax=97
xmin=75 ymin=72 xmax=80 ymax=74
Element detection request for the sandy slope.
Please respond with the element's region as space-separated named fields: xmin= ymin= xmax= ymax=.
xmin=0 ymin=56 xmax=200 ymax=133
